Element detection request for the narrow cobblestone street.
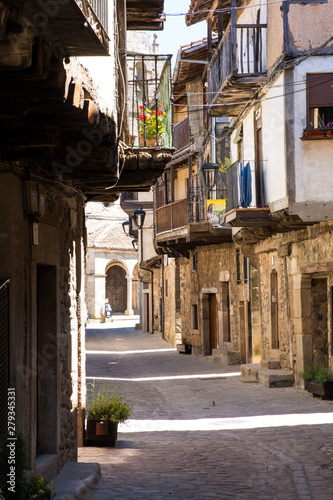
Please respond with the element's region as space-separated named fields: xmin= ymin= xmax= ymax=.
xmin=79 ymin=320 xmax=333 ymax=500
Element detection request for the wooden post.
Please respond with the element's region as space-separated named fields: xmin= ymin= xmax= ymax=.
xmin=207 ymin=18 xmax=213 ymax=64
xmin=231 ymin=0 xmax=237 ymax=73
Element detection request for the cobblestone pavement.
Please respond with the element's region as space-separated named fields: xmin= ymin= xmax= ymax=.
xmin=79 ymin=321 xmax=333 ymax=500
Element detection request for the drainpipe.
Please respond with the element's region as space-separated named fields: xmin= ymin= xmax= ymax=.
xmin=212 ymin=117 xmax=217 ymax=199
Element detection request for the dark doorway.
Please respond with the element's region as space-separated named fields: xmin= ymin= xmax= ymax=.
xmin=312 ymin=278 xmax=328 ymax=365
xmin=209 ymin=294 xmax=218 ymax=353
xmin=37 ymin=266 xmax=57 ymax=455
xmin=106 ymin=265 xmax=127 ymax=313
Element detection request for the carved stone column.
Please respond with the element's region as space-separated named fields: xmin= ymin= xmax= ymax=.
xmin=125 ymin=276 xmax=134 ymax=316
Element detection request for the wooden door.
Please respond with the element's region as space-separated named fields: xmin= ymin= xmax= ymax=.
xmin=106 ymin=266 xmax=127 ymax=313
xmin=209 ymin=294 xmax=218 ymax=353
xmin=270 ymin=270 xmax=279 ymax=349
xmin=239 ymin=302 xmax=247 ymax=364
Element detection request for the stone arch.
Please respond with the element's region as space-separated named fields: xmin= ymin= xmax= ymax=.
xmin=105 ymin=261 xmax=128 ymax=313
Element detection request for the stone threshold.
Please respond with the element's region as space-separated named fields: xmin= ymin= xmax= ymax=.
xmin=241 ymin=363 xmax=295 ymax=388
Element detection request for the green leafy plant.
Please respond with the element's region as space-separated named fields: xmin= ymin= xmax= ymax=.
xmin=138 ymin=104 xmax=166 ymax=139
xmin=87 ymin=383 xmax=132 ymax=423
xmin=304 ymin=122 xmax=314 ymax=132
xmin=25 ymin=476 xmax=55 ymax=499
xmin=219 ymin=157 xmax=232 ymax=172
xmin=299 ymin=363 xmax=333 ymax=382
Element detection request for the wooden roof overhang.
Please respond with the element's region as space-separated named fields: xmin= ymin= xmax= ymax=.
xmin=26 ymin=0 xmax=110 ymax=56
xmin=126 ymin=0 xmax=165 ymax=30
xmin=185 ymin=0 xmax=233 ymax=31
xmin=208 ymin=73 xmax=267 ymax=116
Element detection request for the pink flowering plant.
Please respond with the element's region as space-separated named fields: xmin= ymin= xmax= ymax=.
xmin=138 ymin=103 xmax=166 ymax=139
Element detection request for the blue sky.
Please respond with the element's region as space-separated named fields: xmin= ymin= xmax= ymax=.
xmin=154 ymin=0 xmax=207 ymax=63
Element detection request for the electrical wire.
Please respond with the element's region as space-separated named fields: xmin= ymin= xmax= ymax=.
xmin=171 ymin=75 xmax=333 ymax=108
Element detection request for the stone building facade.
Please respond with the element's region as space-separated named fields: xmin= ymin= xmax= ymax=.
xmin=184 ymin=0 xmax=333 ymax=386
xmin=86 ymin=201 xmax=139 ymax=320
xmin=0 ymin=0 xmax=171 ymax=486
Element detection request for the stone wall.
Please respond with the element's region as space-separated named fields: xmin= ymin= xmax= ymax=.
xmin=255 ymin=222 xmax=333 ymax=378
xmin=0 ymin=171 xmax=85 ymax=476
xmin=163 ymin=258 xmax=176 ymax=345
xmin=190 ymin=244 xmax=239 ymax=356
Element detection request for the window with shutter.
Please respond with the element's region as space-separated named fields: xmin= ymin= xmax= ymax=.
xmin=307 ymin=73 xmax=333 ymax=127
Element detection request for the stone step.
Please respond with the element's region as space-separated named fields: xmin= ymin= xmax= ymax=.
xmin=261 ymin=359 xmax=281 ymax=370
xmin=209 ymin=348 xmax=241 ymax=365
xmin=239 ymin=376 xmax=259 ymax=384
xmin=241 ymin=363 xmax=261 ymax=381
xmin=258 ymin=369 xmax=295 ymax=388
xmin=241 ymin=363 xmax=294 ymax=388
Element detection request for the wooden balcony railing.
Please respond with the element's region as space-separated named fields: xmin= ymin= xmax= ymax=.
xmin=89 ymin=0 xmax=109 ymax=34
xmin=156 ymin=199 xmax=188 ymax=234
xmin=208 ymin=24 xmax=267 ymax=104
xmin=173 ymin=118 xmax=190 ymax=151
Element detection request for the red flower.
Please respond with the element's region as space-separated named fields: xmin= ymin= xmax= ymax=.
xmin=139 ymin=113 xmax=144 ymax=121
xmin=152 ymin=110 xmax=156 ymax=115
xmin=138 ymin=105 xmax=143 ymax=110
xmin=157 ymin=110 xmax=164 ymax=116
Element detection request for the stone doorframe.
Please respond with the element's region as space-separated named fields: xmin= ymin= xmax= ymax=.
xmin=200 ymin=287 xmax=219 ymax=356
xmin=294 ymin=274 xmax=313 ymax=386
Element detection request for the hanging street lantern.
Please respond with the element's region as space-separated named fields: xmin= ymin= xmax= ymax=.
xmin=201 ymin=162 xmax=219 ymax=190
xmin=132 ymin=208 xmax=146 ymax=229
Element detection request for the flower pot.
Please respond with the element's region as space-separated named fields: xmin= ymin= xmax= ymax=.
xmin=139 ymin=132 xmax=162 ymax=147
xmin=306 ymin=381 xmax=333 ymax=400
xmin=177 ymin=343 xmax=192 ymax=354
xmin=86 ymin=419 xmax=118 ymax=447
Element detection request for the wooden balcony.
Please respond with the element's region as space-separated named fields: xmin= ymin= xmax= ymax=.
xmin=155 ymin=197 xmax=232 ymax=257
xmin=156 ymin=199 xmax=188 ymax=234
xmin=208 ymin=24 xmax=267 ymax=116
xmin=26 ymin=0 xmax=109 ymax=56
xmin=225 ymin=160 xmax=272 ymax=227
xmin=173 ymin=118 xmax=190 ymax=151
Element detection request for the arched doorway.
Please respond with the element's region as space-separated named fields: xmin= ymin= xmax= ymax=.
xmin=106 ymin=265 xmax=127 ymax=313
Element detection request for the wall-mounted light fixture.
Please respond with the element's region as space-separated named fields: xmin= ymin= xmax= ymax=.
xmin=132 ymin=208 xmax=146 ymax=229
xmin=132 ymin=238 xmax=139 ymax=251
xmin=201 ymin=162 xmax=219 ymax=190
xmin=122 ymin=219 xmax=131 ymax=236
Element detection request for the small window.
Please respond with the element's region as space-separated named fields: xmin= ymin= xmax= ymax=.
xmin=123 ymin=192 xmax=138 ymax=201
xmin=307 ymin=73 xmax=333 ymax=128
xmin=244 ymin=257 xmax=248 ymax=284
xmin=192 ymin=253 xmax=197 ymax=272
xmin=236 ymin=249 xmax=241 ymax=284
xmin=192 ymin=304 xmax=198 ymax=330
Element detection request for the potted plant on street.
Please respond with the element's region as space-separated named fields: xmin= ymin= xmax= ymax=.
xmin=299 ymin=362 xmax=333 ymax=399
xmin=177 ymin=339 xmax=192 ymax=355
xmin=86 ymin=383 xmax=132 ymax=447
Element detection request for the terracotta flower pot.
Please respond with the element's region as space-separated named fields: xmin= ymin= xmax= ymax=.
xmin=86 ymin=420 xmax=118 ymax=447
